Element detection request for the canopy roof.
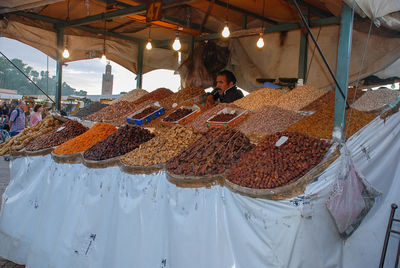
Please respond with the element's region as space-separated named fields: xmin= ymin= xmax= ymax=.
xmin=0 ymin=0 xmax=399 ymax=91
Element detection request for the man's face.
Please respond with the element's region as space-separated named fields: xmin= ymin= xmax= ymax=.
xmin=19 ymin=101 xmax=26 ymax=109
xmin=216 ymin=75 xmax=234 ymax=93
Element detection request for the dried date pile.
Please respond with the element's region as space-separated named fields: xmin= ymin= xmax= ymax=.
xmin=226 ymin=132 xmax=330 ymax=189
xmin=209 ymin=112 xmax=238 ymax=122
xmin=160 ymin=86 xmax=205 ymax=109
xmin=121 ymin=125 xmax=202 ymax=166
xmin=163 ymin=108 xmax=192 ymax=122
xmin=74 ymin=102 xmax=108 ymax=119
xmin=166 ymin=128 xmax=254 ymax=176
xmin=26 ymin=120 xmax=88 ymax=151
xmin=83 ymin=125 xmax=155 ymax=161
xmin=131 ymin=106 xmax=158 ymax=119
xmin=132 ymin=87 xmax=173 ymax=105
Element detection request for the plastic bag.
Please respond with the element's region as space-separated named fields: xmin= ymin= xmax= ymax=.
xmin=326 ymin=146 xmax=381 ymax=239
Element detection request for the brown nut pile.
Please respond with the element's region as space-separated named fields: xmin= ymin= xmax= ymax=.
xmin=84 ymin=101 xmax=137 ymax=124
xmin=275 ymin=85 xmax=328 ymax=111
xmin=0 ymin=116 xmax=61 ymax=155
xmin=83 ymin=125 xmax=155 ymax=161
xmin=351 ymin=87 xmax=400 ymax=112
xmin=160 ymin=86 xmax=205 ymax=109
xmin=186 ymin=103 xmax=239 ymax=131
xmin=163 ymin=108 xmax=193 ymax=122
xmin=132 ymin=87 xmax=173 ymax=105
xmin=226 ymin=132 xmax=330 ymax=189
xmin=287 ymin=103 xmax=377 ymax=139
xmin=110 ymin=89 xmax=148 ymax=104
xmin=233 ymin=88 xmax=285 ymax=110
xmin=209 ymin=112 xmax=238 ymax=122
xmin=26 ymin=120 xmax=88 ymax=151
xmin=121 ymin=125 xmax=202 ymax=166
xmin=131 ymin=106 xmax=158 ymax=119
xmin=236 ymin=106 xmax=304 ymax=139
xmin=166 ymin=128 xmax=254 ymax=176
xmin=74 ymin=102 xmax=109 ymax=119
xmin=301 ymin=89 xmax=364 ymax=111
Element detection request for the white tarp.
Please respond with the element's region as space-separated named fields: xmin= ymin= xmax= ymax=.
xmin=0 ymin=111 xmax=400 ymax=268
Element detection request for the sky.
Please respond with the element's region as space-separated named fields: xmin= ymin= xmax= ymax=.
xmin=0 ymin=37 xmax=181 ymax=95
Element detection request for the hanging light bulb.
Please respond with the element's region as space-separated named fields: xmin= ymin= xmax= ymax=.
xmin=146 ymin=39 xmax=152 ymax=50
xmin=256 ymin=33 xmax=264 ymax=49
xmin=62 ymin=47 xmax=70 ymax=59
xmin=222 ymin=22 xmax=230 ymax=38
xmin=172 ymin=31 xmax=181 ymax=51
xmin=100 ymin=54 xmax=107 ymax=64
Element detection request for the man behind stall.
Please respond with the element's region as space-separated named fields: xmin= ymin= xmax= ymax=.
xmin=206 ymin=70 xmax=244 ymax=107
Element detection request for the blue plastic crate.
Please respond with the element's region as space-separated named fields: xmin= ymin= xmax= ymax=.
xmin=126 ymin=106 xmax=165 ymax=126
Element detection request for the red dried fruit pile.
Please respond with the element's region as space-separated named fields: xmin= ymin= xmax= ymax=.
xmin=131 ymin=107 xmax=158 ymax=119
xmin=226 ymin=132 xmax=329 ymax=189
xmin=209 ymin=112 xmax=238 ymax=122
xmin=163 ymin=108 xmax=192 ymax=122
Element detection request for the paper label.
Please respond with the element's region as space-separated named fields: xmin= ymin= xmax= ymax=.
xmin=275 ymin=136 xmax=288 ymax=147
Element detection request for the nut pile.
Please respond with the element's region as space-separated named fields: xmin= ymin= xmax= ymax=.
xmin=302 ymin=88 xmax=364 ymax=111
xmin=275 ymin=85 xmax=328 ymax=111
xmin=121 ymin=125 xmax=202 ymax=166
xmin=110 ymin=89 xmax=148 ymax=104
xmin=226 ymin=132 xmax=330 ymax=189
xmin=163 ymin=108 xmax=192 ymax=122
xmin=132 ymin=87 xmax=173 ymax=105
xmin=160 ymin=86 xmax=205 ymax=109
xmin=209 ymin=112 xmax=238 ymax=122
xmin=131 ymin=106 xmax=158 ymax=119
xmin=0 ymin=116 xmax=61 ymax=155
xmin=26 ymin=120 xmax=88 ymax=151
xmin=351 ymin=88 xmax=400 ymax=112
xmin=53 ymin=122 xmax=116 ymax=155
xmin=84 ymin=101 xmax=137 ymax=124
xmin=83 ymin=125 xmax=154 ymax=161
xmin=166 ymin=128 xmax=254 ymax=176
xmin=236 ymin=106 xmax=304 ymax=139
xmin=186 ymin=103 xmax=239 ymax=131
xmin=73 ymin=102 xmax=109 ymax=119
xmin=233 ymin=88 xmax=285 ymax=110
xmin=287 ymin=103 xmax=377 ymax=139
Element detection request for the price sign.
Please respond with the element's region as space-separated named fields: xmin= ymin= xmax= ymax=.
xmin=146 ymin=0 xmax=162 ymax=22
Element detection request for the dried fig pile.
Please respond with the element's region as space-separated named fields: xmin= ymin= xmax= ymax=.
xmin=166 ymin=128 xmax=254 ymax=176
xmin=226 ymin=132 xmax=329 ymax=189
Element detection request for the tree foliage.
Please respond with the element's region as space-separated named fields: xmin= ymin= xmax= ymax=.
xmin=0 ymin=57 xmax=87 ymax=96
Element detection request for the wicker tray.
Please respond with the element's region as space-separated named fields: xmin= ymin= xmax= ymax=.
xmin=81 ymin=154 xmax=121 ymax=169
xmin=51 ymin=151 xmax=82 ymax=164
xmin=224 ymin=143 xmax=340 ymax=200
xmin=24 ymin=146 xmax=55 ymax=157
xmin=166 ymin=170 xmax=224 ymax=188
xmin=120 ymin=160 xmax=164 ymax=175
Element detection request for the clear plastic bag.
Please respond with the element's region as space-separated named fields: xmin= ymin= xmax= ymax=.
xmin=326 ymin=146 xmax=381 ymax=239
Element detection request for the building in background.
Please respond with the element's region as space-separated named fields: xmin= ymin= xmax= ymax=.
xmin=102 ymin=62 xmax=113 ymax=95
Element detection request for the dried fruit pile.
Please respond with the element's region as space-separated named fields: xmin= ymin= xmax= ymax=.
xmin=163 ymin=108 xmax=192 ymax=122
xmin=351 ymin=88 xmax=400 ymax=112
xmin=110 ymin=89 xmax=148 ymax=104
xmin=226 ymin=132 xmax=329 ymax=189
xmin=160 ymin=86 xmax=205 ymax=109
xmin=84 ymin=101 xmax=137 ymax=124
xmin=233 ymin=88 xmax=284 ymax=110
xmin=131 ymin=106 xmax=158 ymax=119
xmin=132 ymin=87 xmax=173 ymax=105
xmin=186 ymin=103 xmax=239 ymax=131
xmin=83 ymin=125 xmax=154 ymax=161
xmin=209 ymin=112 xmax=238 ymax=122
xmin=26 ymin=120 xmax=88 ymax=151
xmin=53 ymin=122 xmax=116 ymax=155
xmin=121 ymin=125 xmax=202 ymax=166
xmin=301 ymin=88 xmax=364 ymax=111
xmin=275 ymin=85 xmax=327 ymax=111
xmin=236 ymin=106 xmax=304 ymax=140
xmin=287 ymin=103 xmax=377 ymax=139
xmin=166 ymin=128 xmax=254 ymax=176
xmin=74 ymin=102 xmax=108 ymax=119
xmin=0 ymin=116 xmax=61 ymax=155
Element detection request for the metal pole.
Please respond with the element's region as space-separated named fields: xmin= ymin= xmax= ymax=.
xmin=379 ymin=203 xmax=398 ymax=268
xmin=55 ymin=29 xmax=63 ymax=111
xmin=298 ymin=31 xmax=308 ymax=82
xmin=136 ymin=40 xmax=144 ymax=89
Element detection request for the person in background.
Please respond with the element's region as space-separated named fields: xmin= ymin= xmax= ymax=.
xmin=9 ymin=101 xmax=26 ymax=137
xmin=206 ymin=70 xmax=244 ymax=107
xmin=1 ymin=102 xmax=9 ymax=122
xmin=30 ymin=104 xmax=43 ymax=126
